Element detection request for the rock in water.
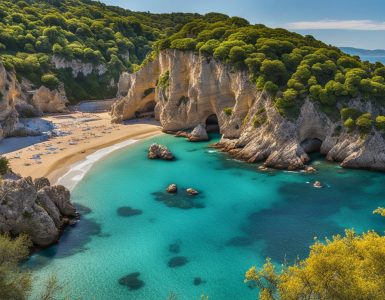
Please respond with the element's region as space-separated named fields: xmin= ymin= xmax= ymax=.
xmin=117 ymin=207 xmax=143 ymax=217
xmin=166 ymin=184 xmax=178 ymax=193
xmin=168 ymin=256 xmax=189 ymax=268
xmin=118 ymin=272 xmax=145 ymax=290
xmin=148 ymin=144 xmax=174 ymax=160
xmin=313 ymin=181 xmax=324 ymax=188
xmin=188 ymin=124 xmax=209 ymax=142
xmin=186 ymin=188 xmax=199 ymax=196
xmin=0 ymin=177 xmax=77 ymax=247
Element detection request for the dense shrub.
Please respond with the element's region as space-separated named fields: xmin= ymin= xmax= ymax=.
xmin=0 ymin=156 xmax=9 ymax=175
xmin=41 ymin=74 xmax=59 ymax=90
xmin=375 ymin=115 xmax=385 ymax=130
xmin=355 ymin=113 xmax=372 ymax=131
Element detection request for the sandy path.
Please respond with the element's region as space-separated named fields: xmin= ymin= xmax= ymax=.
xmin=3 ymin=112 xmax=162 ymax=183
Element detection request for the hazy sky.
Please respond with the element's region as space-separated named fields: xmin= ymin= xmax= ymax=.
xmin=100 ymin=0 xmax=385 ymax=49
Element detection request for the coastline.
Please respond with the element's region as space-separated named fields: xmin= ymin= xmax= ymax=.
xmin=3 ymin=112 xmax=163 ymax=184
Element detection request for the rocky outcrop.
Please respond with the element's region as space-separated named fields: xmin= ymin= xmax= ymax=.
xmin=188 ymin=124 xmax=209 ymax=142
xmin=0 ymin=62 xmax=70 ymax=142
xmin=0 ymin=63 xmax=22 ymax=141
xmin=111 ymin=50 xmax=385 ymax=171
xmin=148 ymin=143 xmax=174 ymax=160
xmin=0 ymin=176 xmax=77 ymax=247
xmin=51 ymin=55 xmax=107 ymax=77
xmin=32 ymin=85 xmax=69 ymax=113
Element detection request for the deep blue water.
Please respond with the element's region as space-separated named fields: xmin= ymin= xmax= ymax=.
xmin=27 ymin=134 xmax=385 ymax=299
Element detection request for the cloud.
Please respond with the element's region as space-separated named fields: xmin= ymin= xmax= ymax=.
xmin=286 ymin=20 xmax=385 ymax=31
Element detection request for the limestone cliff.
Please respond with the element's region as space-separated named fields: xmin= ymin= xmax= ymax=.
xmin=32 ymin=84 xmax=69 ymax=114
xmin=0 ymin=62 xmax=70 ymax=141
xmin=0 ymin=176 xmax=77 ymax=247
xmin=51 ymin=54 xmax=107 ymax=77
xmin=111 ymin=50 xmax=385 ymax=171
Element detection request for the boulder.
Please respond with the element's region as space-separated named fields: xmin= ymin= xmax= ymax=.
xmin=166 ymin=184 xmax=177 ymax=193
xmin=186 ymin=188 xmax=199 ymax=196
xmin=188 ymin=124 xmax=209 ymax=142
xmin=0 ymin=177 xmax=77 ymax=247
xmin=313 ymin=181 xmax=323 ymax=188
xmin=148 ymin=143 xmax=174 ymax=160
xmin=34 ymin=177 xmax=51 ymax=190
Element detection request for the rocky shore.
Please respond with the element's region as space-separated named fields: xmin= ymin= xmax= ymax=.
xmin=111 ymin=49 xmax=385 ymax=171
xmin=0 ymin=172 xmax=77 ymax=247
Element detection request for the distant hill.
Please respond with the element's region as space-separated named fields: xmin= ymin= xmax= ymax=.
xmin=340 ymin=47 xmax=385 ymax=64
xmin=340 ymin=47 xmax=385 ymax=57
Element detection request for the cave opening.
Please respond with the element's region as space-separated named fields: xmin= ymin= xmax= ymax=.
xmin=205 ymin=114 xmax=220 ymax=133
xmin=300 ymin=138 xmax=323 ymax=154
xmin=135 ymin=100 xmax=156 ymax=118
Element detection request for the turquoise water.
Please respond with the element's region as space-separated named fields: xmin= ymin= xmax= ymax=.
xmin=28 ymin=134 xmax=385 ymax=299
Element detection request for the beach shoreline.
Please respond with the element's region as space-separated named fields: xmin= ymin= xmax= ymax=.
xmin=3 ymin=112 xmax=163 ymax=184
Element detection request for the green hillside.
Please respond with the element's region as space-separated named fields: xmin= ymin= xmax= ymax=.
xmin=0 ymin=0 xmax=199 ymax=101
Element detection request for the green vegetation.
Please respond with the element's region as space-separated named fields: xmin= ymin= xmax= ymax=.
xmin=223 ymin=107 xmax=232 ymax=116
xmin=253 ymin=108 xmax=267 ymax=127
xmin=156 ymin=17 xmax=385 ymax=119
xmin=0 ymin=0 xmax=199 ymax=102
xmin=375 ymin=115 xmax=385 ymax=130
xmin=0 ymin=234 xmax=62 ymax=299
xmin=0 ymin=156 xmax=9 ymax=175
xmin=245 ymin=209 xmax=385 ymax=300
xmin=158 ymin=71 xmax=170 ymax=90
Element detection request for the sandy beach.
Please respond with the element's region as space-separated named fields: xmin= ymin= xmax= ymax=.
xmin=2 ymin=112 xmax=162 ymax=183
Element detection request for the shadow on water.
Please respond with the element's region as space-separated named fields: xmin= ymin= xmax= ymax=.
xmin=26 ymin=203 xmax=105 ymax=270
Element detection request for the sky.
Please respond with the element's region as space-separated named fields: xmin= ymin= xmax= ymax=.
xmin=100 ymin=0 xmax=385 ymax=50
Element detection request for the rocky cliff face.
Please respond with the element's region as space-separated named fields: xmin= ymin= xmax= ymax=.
xmin=0 ymin=62 xmax=70 ymax=141
xmin=0 ymin=175 xmax=77 ymax=247
xmin=111 ymin=50 xmax=385 ymax=171
xmin=32 ymin=84 xmax=69 ymax=114
xmin=52 ymin=55 xmax=107 ymax=77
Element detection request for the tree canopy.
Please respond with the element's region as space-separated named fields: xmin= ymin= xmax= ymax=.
xmin=156 ymin=18 xmax=385 ymax=118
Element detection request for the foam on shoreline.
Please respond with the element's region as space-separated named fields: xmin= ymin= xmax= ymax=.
xmin=57 ymin=139 xmax=139 ymax=190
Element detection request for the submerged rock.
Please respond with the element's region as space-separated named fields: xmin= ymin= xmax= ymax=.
xmin=166 ymin=184 xmax=178 ymax=194
xmin=0 ymin=177 xmax=77 ymax=247
xmin=188 ymin=124 xmax=209 ymax=142
xmin=117 ymin=207 xmax=143 ymax=217
xmin=193 ymin=277 xmax=206 ymax=286
xmin=152 ymin=190 xmax=204 ymax=210
xmin=148 ymin=143 xmax=174 ymax=160
xmin=118 ymin=272 xmax=145 ymax=290
xmin=169 ymin=240 xmax=181 ymax=254
xmin=168 ymin=256 xmax=189 ymax=268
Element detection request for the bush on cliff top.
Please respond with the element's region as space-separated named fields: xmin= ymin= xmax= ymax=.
xmin=155 ymin=18 xmax=385 ymax=118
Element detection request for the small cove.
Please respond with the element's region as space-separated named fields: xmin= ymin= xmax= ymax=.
xmin=27 ymin=134 xmax=385 ymax=299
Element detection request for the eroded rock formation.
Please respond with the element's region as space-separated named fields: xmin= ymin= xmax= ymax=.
xmin=111 ymin=50 xmax=385 ymax=171
xmin=0 ymin=62 xmax=70 ymax=141
xmin=32 ymin=85 xmax=69 ymax=114
xmin=0 ymin=176 xmax=77 ymax=247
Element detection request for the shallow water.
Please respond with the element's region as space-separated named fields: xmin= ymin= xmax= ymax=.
xmin=28 ymin=134 xmax=385 ymax=299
